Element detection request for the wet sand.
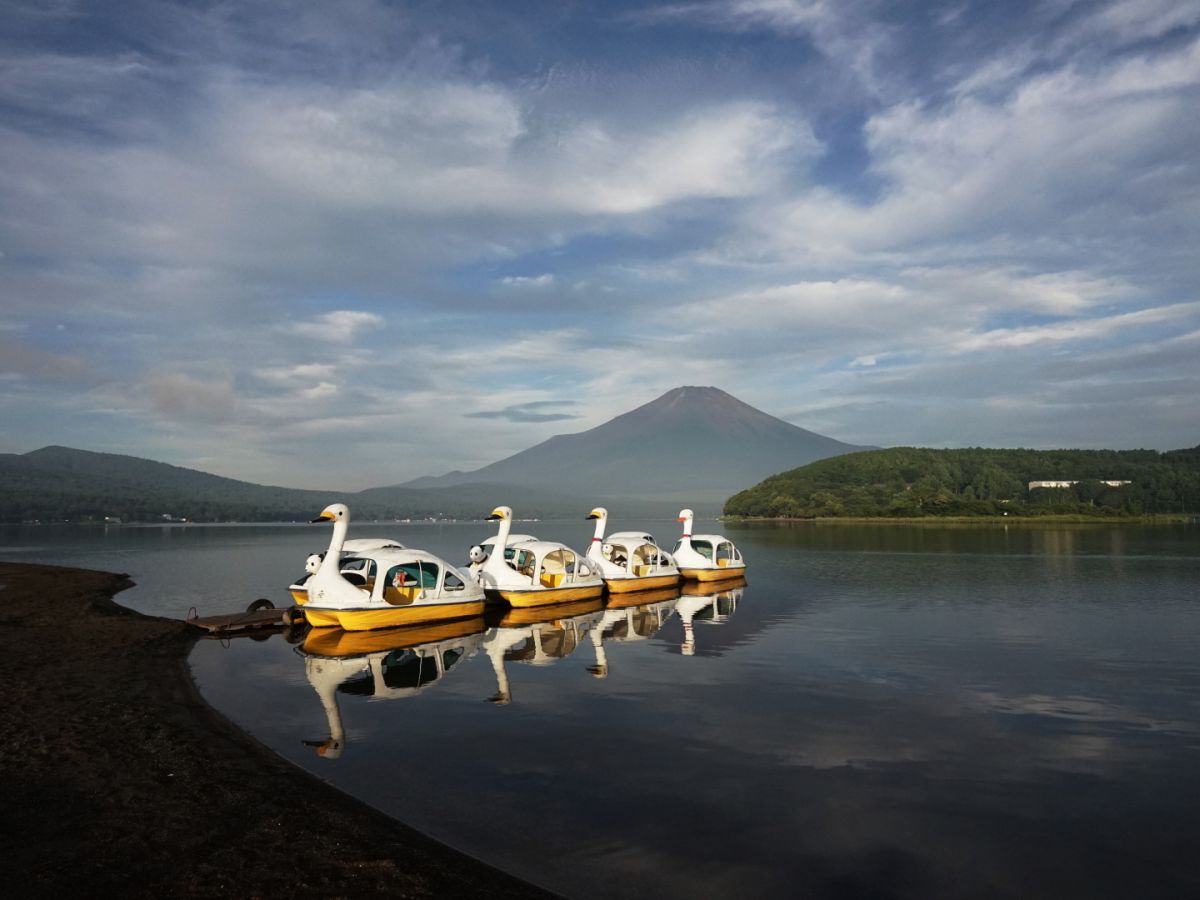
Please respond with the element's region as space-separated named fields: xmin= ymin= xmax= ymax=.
xmin=0 ymin=562 xmax=553 ymax=898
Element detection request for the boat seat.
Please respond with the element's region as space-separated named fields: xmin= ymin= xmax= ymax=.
xmin=540 ymin=573 xmax=565 ymax=589
xmin=383 ymin=586 xmax=422 ymax=606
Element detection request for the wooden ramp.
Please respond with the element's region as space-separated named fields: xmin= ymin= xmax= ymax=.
xmin=185 ymin=603 xmax=289 ymax=636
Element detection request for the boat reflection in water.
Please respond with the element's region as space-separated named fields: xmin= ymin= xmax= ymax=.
xmin=587 ymin=586 xmax=681 ymax=678
xmin=674 ymin=577 xmax=746 ymax=656
xmin=483 ymin=599 xmax=605 ymax=704
xmin=298 ymin=618 xmax=486 ymax=758
xmin=294 ymin=580 xmax=747 ymax=743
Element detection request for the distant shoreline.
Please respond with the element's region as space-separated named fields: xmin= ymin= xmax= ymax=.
xmin=722 ymin=514 xmax=1197 ymax=525
xmin=0 ymin=561 xmax=553 ymax=898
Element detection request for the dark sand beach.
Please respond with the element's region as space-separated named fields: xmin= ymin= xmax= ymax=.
xmin=0 ymin=562 xmax=553 ymax=898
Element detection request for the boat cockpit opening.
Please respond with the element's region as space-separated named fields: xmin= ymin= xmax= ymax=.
xmin=339 ymin=556 xmax=377 ymax=587
xmin=715 ymin=542 xmax=741 ymax=567
xmin=383 ymin=560 xmax=440 ymax=605
xmin=539 ymin=548 xmax=577 ymax=588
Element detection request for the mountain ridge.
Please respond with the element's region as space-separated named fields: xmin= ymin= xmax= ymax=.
xmin=402 ymin=386 xmax=867 ymax=503
xmin=0 ymin=387 xmax=868 ymax=521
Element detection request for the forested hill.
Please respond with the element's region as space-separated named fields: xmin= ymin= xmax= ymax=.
xmin=0 ymin=446 xmax=583 ymax=523
xmin=724 ymin=447 xmax=1200 ymax=518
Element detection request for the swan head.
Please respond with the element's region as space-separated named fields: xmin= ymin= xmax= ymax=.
xmin=487 ymin=506 xmax=512 ymax=522
xmin=678 ymin=508 xmax=694 ymax=522
xmin=311 ymin=503 xmax=349 ymax=524
xmin=586 ymin=507 xmax=608 ymax=521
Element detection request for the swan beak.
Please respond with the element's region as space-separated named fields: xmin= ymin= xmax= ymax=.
xmin=486 ymin=508 xmax=506 ymax=521
xmin=585 ymin=512 xmax=601 ymax=520
xmin=677 ymin=516 xmax=687 ymax=522
xmin=311 ymin=512 xmax=334 ymax=523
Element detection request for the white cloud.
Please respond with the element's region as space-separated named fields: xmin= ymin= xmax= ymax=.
xmin=737 ymin=36 xmax=1200 ymax=266
xmin=499 ymin=273 xmax=556 ymax=287
xmin=1077 ymin=0 xmax=1200 ymax=45
xmin=671 ymin=267 xmax=1141 ymax=353
xmin=215 ymin=72 xmax=809 ymax=218
xmin=951 ymin=301 xmax=1200 ymax=353
xmin=287 ymin=310 xmax=385 ymax=343
xmin=254 ymin=363 xmax=339 ymax=385
xmin=2 ymin=2 xmax=1198 ymax=482
xmin=299 ymin=381 xmax=338 ymax=401
xmin=629 ymin=0 xmax=892 ymax=96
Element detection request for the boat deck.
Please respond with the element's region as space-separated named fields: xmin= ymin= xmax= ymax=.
xmin=185 ymin=606 xmax=287 ymax=635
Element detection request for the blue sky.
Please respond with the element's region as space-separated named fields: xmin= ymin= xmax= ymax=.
xmin=1 ymin=0 xmax=1197 ymax=489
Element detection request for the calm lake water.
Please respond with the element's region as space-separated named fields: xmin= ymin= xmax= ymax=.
xmin=4 ymin=519 xmax=1200 ymax=899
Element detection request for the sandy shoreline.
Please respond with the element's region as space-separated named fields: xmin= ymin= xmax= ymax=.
xmin=0 ymin=561 xmax=553 ymax=898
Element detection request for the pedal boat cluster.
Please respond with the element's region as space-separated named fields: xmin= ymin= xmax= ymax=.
xmin=287 ymin=502 xmax=746 ymax=631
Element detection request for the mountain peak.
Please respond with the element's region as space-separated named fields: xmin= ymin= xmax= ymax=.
xmin=654 ymin=385 xmax=731 ymax=403
xmin=404 ymin=385 xmax=867 ymax=505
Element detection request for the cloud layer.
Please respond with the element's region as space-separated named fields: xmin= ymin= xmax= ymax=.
xmin=1 ymin=0 xmax=1196 ymax=488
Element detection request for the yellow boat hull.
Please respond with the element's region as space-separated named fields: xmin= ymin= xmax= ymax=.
xmin=488 ymin=583 xmax=605 ymax=608
xmin=300 ymin=599 xmax=486 ymax=631
xmin=291 ymin=589 xmax=309 ymax=605
xmin=679 ymin=565 xmax=747 ymax=582
xmin=603 ymin=573 xmax=680 ymax=594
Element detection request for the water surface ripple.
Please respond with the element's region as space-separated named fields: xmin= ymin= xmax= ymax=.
xmin=4 ymin=521 xmax=1198 ymax=899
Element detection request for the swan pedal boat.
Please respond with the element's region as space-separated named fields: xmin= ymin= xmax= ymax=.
xmin=289 ymin=537 xmax=406 ymax=605
xmin=672 ymin=508 xmax=747 ymax=581
xmin=476 ymin=506 xmax=604 ymax=607
xmin=585 ymin=507 xmax=681 ymax=594
xmin=299 ymin=504 xmax=484 ymax=630
xmin=467 ymin=532 xmax=539 ymax=579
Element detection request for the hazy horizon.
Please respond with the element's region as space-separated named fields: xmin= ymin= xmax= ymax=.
xmin=2 ymin=2 xmax=1197 ymax=491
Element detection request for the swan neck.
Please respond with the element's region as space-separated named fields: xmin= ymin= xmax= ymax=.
xmin=589 ymin=514 xmax=605 ymax=552
xmin=484 ymin=515 xmax=513 ymax=573
xmin=317 ymin=516 xmax=349 ymax=577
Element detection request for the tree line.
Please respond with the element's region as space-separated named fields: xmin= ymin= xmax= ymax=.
xmin=724 ymin=446 xmax=1200 ymax=519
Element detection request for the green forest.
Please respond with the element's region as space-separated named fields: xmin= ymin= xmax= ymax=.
xmin=724 ymin=446 xmax=1200 ymax=519
xmin=0 ymin=446 xmax=572 ymax=523
xmin=0 ymin=445 xmax=652 ymax=523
